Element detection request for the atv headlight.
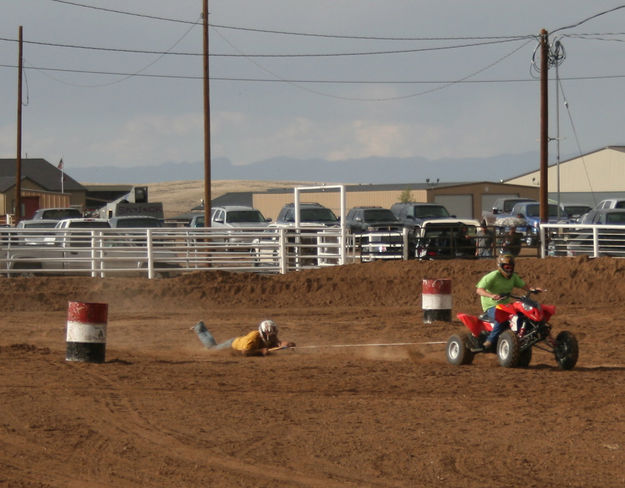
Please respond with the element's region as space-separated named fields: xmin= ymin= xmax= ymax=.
xmin=522 ymin=302 xmax=534 ymax=311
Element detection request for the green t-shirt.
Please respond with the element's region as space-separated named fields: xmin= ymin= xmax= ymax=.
xmin=476 ymin=269 xmax=526 ymax=311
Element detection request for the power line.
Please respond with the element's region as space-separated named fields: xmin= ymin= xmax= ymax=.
xmin=552 ymin=4 xmax=625 ymax=35
xmin=5 ymin=64 xmax=625 ymax=84
xmin=0 ymin=35 xmax=532 ymax=58
xmin=47 ymin=0 xmax=532 ymax=41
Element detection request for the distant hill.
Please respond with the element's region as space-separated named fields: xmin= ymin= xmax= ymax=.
xmin=69 ymin=152 xmax=541 ymax=185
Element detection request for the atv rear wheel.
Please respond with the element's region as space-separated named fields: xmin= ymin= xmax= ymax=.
xmin=446 ymin=333 xmax=474 ymax=366
xmin=497 ymin=330 xmax=520 ymax=368
xmin=554 ymin=331 xmax=579 ymax=370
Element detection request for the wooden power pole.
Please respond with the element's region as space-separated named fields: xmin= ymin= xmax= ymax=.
xmin=202 ymin=0 xmax=212 ymax=228
xmin=539 ymin=29 xmax=549 ymax=224
xmin=15 ymin=26 xmax=23 ymax=224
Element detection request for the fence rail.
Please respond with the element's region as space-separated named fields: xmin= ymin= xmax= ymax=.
xmin=1 ymin=223 xmax=622 ymax=278
xmin=0 ymin=226 xmax=406 ymax=278
xmin=540 ymin=223 xmax=625 ymax=258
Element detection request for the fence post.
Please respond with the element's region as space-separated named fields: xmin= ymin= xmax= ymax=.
xmin=278 ymin=228 xmax=287 ymax=274
xmin=147 ymin=228 xmax=154 ymax=279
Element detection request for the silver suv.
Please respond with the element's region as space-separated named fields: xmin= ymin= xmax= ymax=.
xmin=274 ymin=202 xmax=338 ymax=227
xmin=188 ymin=206 xmax=270 ymax=228
xmin=211 ymin=206 xmax=270 ymax=229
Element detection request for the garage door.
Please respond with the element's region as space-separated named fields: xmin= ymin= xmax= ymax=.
xmin=434 ymin=195 xmax=473 ymax=219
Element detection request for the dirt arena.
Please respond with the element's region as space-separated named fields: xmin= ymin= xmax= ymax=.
xmin=2 ymin=256 xmax=625 ymax=487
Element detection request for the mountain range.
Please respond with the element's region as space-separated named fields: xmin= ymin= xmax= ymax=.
xmin=70 ymin=151 xmax=542 ymax=185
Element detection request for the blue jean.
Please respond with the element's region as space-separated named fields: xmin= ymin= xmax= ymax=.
xmin=484 ymin=306 xmax=505 ymax=345
xmin=193 ymin=321 xmax=234 ymax=350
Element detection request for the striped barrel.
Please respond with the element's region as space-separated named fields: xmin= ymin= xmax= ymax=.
xmin=422 ymin=279 xmax=452 ymax=324
xmin=65 ymin=301 xmax=108 ymax=363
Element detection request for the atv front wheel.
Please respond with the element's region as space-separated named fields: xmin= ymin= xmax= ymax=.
xmin=517 ymin=347 xmax=532 ymax=368
xmin=446 ymin=333 xmax=474 ymax=366
xmin=497 ymin=330 xmax=520 ymax=368
xmin=554 ymin=331 xmax=579 ymax=370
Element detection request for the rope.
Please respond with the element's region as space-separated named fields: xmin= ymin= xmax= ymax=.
xmin=292 ymin=341 xmax=445 ymax=349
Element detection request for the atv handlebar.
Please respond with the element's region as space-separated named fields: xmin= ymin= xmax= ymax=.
xmin=498 ymin=289 xmax=543 ymax=301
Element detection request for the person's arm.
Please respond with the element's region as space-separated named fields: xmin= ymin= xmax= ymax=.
xmin=521 ymin=284 xmax=544 ymax=293
xmin=476 ymin=287 xmax=502 ymax=301
xmin=238 ymin=347 xmax=268 ymax=357
xmin=238 ymin=340 xmax=296 ymax=356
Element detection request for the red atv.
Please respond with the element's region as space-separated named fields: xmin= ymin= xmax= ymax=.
xmin=446 ymin=291 xmax=579 ymax=369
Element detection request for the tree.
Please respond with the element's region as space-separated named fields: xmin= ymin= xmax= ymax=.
xmin=399 ymin=189 xmax=414 ymax=203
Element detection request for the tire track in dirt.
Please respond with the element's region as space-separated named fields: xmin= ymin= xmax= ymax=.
xmin=81 ymin=360 xmax=410 ymax=488
xmin=0 ymin=351 xmax=122 ymax=488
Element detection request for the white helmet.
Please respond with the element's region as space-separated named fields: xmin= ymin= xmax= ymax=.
xmin=258 ymin=319 xmax=278 ymax=344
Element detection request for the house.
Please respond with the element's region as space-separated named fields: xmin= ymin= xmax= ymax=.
xmin=0 ymin=158 xmax=87 ymax=220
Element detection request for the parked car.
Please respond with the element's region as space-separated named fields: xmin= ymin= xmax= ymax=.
xmin=274 ymin=202 xmax=339 ymax=227
xmin=108 ymin=216 xmax=163 ymax=228
xmin=7 ymin=218 xmax=179 ymax=276
xmin=593 ymin=198 xmax=625 ymax=210
xmin=560 ymin=203 xmax=592 ymax=224
xmin=188 ymin=214 xmax=205 ymax=228
xmin=414 ymin=219 xmax=479 ymax=260
xmin=507 ymin=202 xmax=564 ymax=247
xmin=211 ymin=206 xmax=270 ymax=228
xmin=189 ymin=206 xmax=270 ymax=229
xmin=482 ymin=197 xmax=536 ymax=225
xmin=254 ymin=203 xmax=339 ymax=267
xmin=390 ymin=202 xmax=451 ymax=229
xmin=30 ymin=207 xmax=83 ymax=220
xmin=344 ymin=206 xmax=404 ymax=261
xmin=48 ymin=218 xmax=111 ymax=247
xmin=345 ymin=206 xmax=401 ymax=233
xmin=578 ymin=208 xmax=625 ymax=226
xmin=566 ymin=209 xmax=625 ymax=257
xmin=108 ymin=215 xmax=165 ymax=246
xmin=13 ymin=219 xmax=58 ymax=246
xmin=390 ymin=202 xmax=454 ymax=257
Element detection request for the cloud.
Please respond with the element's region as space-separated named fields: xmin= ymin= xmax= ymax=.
xmin=0 ymin=124 xmax=15 ymax=157
xmin=88 ymin=113 xmax=203 ymax=166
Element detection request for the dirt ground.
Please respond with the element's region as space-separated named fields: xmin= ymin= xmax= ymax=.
xmin=2 ymin=256 xmax=625 ymax=487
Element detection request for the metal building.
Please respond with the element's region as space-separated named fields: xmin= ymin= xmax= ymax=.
xmin=505 ymin=146 xmax=625 ymax=207
xmin=252 ymin=182 xmax=539 ymax=222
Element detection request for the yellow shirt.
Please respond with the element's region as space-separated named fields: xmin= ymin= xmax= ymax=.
xmin=231 ymin=330 xmax=265 ymax=352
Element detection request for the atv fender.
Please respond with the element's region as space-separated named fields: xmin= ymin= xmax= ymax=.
xmin=542 ymin=304 xmax=555 ymax=322
xmin=457 ymin=313 xmax=487 ymax=337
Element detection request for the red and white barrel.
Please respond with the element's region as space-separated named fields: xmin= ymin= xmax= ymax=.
xmin=66 ymin=301 xmax=108 ymax=363
xmin=422 ymin=279 xmax=452 ymax=324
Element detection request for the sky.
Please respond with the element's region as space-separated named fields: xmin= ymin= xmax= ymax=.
xmin=2 ymin=1 xmax=625 ymax=179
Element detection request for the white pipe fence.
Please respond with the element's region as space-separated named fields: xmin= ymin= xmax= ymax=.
xmin=0 ymin=226 xmax=405 ymax=278
xmin=2 ymin=222 xmax=621 ymax=278
xmin=540 ymin=223 xmax=625 ymax=258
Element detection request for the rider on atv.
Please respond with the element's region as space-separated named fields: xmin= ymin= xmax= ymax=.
xmin=475 ymin=253 xmax=542 ymax=350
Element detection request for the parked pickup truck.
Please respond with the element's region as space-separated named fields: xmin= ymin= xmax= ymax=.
xmin=593 ymin=198 xmax=625 ymax=211
xmin=5 ymin=218 xmax=180 ymax=277
xmin=506 ymin=202 xmax=564 ymax=247
xmin=414 ymin=218 xmax=480 ymax=260
xmin=482 ymin=197 xmax=536 ymax=226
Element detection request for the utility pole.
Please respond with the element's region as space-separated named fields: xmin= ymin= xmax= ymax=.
xmin=15 ymin=26 xmax=23 ymax=224
xmin=539 ymin=29 xmax=549 ymax=224
xmin=202 ymin=0 xmax=212 ymax=228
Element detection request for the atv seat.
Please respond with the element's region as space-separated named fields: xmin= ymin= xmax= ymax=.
xmin=479 ymin=312 xmax=494 ymax=323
